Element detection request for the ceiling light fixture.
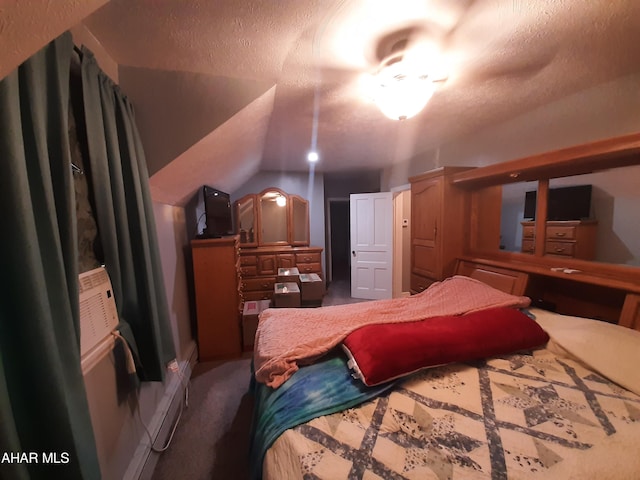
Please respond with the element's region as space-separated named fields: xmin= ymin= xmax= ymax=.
xmin=307 ymin=151 xmax=319 ymax=163
xmin=372 ymin=52 xmax=436 ymax=121
xmin=276 ymin=195 xmax=287 ymax=207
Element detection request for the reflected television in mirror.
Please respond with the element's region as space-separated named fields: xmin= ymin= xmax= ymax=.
xmin=524 ymin=185 xmax=592 ymax=221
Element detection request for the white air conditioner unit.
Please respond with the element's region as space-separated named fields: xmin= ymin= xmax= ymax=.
xmin=79 ymin=266 xmax=119 ymax=374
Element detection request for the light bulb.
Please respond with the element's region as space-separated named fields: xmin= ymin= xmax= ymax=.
xmin=371 ymin=57 xmax=435 ymax=120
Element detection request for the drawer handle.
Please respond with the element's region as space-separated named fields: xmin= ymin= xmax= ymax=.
xmin=555 ymin=247 xmax=565 ymax=253
xmin=304 ymin=257 xmax=311 ymax=261
xmin=262 ymin=283 xmax=269 ymax=288
xmin=554 ymin=232 xmax=566 ymax=237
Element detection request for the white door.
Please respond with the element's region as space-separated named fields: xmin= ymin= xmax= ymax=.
xmin=350 ymin=192 xmax=393 ymax=299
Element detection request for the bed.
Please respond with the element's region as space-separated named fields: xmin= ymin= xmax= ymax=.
xmin=249 ymin=276 xmax=640 ymax=479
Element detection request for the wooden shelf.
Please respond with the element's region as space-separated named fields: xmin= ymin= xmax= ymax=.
xmin=458 ymin=255 xmax=640 ymax=295
xmin=450 ymin=132 xmax=640 ymax=189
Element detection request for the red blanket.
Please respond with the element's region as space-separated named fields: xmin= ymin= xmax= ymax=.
xmin=254 ymin=276 xmax=530 ymax=388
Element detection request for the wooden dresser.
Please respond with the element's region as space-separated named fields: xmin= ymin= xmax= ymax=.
xmin=239 ymin=246 xmax=323 ymax=301
xmin=521 ymin=220 xmax=597 ymax=260
xmin=409 ymin=167 xmax=473 ymax=294
xmin=191 ymin=236 xmax=242 ymax=360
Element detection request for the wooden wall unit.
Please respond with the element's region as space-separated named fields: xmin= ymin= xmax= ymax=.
xmin=409 ymin=167 xmax=473 ymax=294
xmin=191 ymin=236 xmax=242 ymax=360
xmin=239 ymin=246 xmax=323 ymax=301
xmin=448 ymin=132 xmax=640 ymax=328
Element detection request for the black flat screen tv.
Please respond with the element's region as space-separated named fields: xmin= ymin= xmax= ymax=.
xmin=523 ymin=185 xmax=592 ymax=221
xmin=202 ymin=186 xmax=233 ymax=238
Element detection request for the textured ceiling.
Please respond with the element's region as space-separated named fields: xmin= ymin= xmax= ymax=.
xmin=80 ymin=1 xmax=640 ymax=202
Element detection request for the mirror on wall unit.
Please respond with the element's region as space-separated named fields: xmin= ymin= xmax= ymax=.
xmin=478 ymin=165 xmax=640 ymax=267
xmin=498 ymin=180 xmax=538 ymax=254
xmin=548 ymin=167 xmax=640 ymax=266
xmin=459 ymin=132 xmax=640 ymax=282
xmin=235 ymin=188 xmax=310 ymax=247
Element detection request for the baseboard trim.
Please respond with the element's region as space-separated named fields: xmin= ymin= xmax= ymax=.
xmin=125 ymin=341 xmax=198 ymax=480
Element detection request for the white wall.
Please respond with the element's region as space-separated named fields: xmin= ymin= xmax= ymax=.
xmin=152 ymin=203 xmax=196 ymax=360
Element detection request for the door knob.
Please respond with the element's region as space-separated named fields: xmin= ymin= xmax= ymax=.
xmin=352 ymin=250 xmax=356 ymax=257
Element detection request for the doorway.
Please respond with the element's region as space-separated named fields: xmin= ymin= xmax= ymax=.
xmin=328 ymin=199 xmax=350 ymax=284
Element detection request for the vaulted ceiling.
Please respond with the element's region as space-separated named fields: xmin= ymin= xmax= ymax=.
xmin=3 ymin=1 xmax=640 ymax=205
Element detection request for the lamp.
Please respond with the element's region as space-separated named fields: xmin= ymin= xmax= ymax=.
xmin=370 ymin=52 xmax=437 ymax=121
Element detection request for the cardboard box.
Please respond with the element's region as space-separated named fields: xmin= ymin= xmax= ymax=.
xmin=276 ymin=267 xmax=300 ymax=285
xmin=273 ymin=282 xmax=301 ymax=308
xmin=242 ymin=299 xmax=271 ymax=349
xmin=300 ymin=273 xmax=325 ymax=303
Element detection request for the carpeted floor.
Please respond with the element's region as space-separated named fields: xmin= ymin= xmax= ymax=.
xmin=151 ymin=274 xmax=367 ymax=480
xmin=150 ymin=354 xmax=254 ymax=480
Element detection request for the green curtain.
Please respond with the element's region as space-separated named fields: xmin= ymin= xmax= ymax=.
xmin=0 ymin=33 xmax=100 ymax=480
xmin=80 ymin=48 xmax=176 ymax=381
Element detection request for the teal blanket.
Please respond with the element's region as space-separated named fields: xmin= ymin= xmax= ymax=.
xmin=249 ymin=350 xmax=395 ymax=479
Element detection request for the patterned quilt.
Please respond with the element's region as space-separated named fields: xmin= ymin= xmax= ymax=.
xmin=263 ymin=348 xmax=640 ymax=479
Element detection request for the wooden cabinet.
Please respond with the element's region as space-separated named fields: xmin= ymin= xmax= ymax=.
xmin=521 ymin=220 xmax=597 ymax=260
xmin=409 ymin=167 xmax=473 ymax=294
xmin=191 ymin=236 xmax=242 ymax=360
xmin=240 ymin=246 xmax=323 ymax=301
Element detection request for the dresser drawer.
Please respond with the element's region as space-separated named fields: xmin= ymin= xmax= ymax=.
xmin=243 ymin=290 xmax=273 ymax=301
xmin=522 ymin=225 xmax=535 ymax=239
xmin=296 ymin=262 xmax=321 ymax=274
xmin=242 ymin=277 xmax=275 ymax=292
xmin=295 ymin=252 xmax=321 ymax=264
xmin=240 ymin=265 xmax=258 ymax=277
xmin=546 ymin=225 xmax=577 ymax=240
xmin=521 ymin=239 xmax=535 ymax=254
xmin=545 ymin=241 xmax=575 ymax=257
xmin=240 ymin=255 xmax=257 ymax=266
